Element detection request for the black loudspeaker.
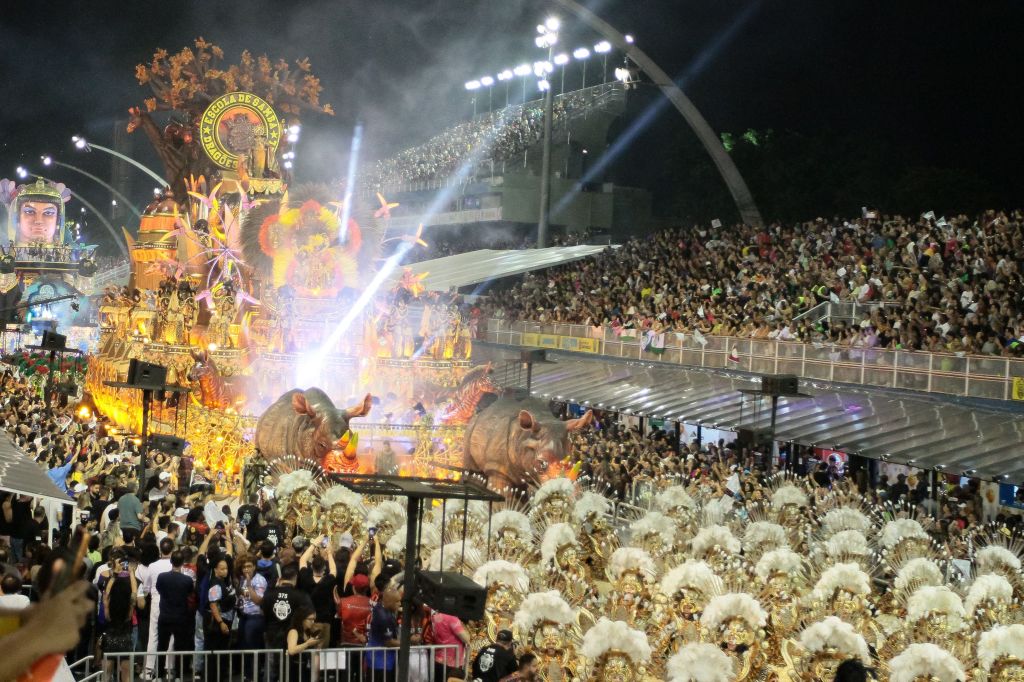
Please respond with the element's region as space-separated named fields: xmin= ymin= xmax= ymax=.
xmin=127 ymin=359 xmax=167 ymax=389
xmin=520 ymin=349 xmax=547 ymax=364
xmin=416 ymin=570 xmax=487 ymax=622
xmin=40 ymin=330 xmax=67 ymax=350
xmin=761 ymin=374 xmax=798 ymax=395
xmin=149 ymin=434 xmax=187 ymax=456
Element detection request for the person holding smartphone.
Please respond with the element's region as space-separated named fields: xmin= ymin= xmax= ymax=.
xmin=298 ymin=534 xmax=338 ymax=647
xmin=286 ymin=606 xmax=321 ymax=682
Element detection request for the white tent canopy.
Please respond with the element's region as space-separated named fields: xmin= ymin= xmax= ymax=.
xmin=386 ymin=245 xmax=614 ymax=292
xmin=0 ymin=437 xmax=71 ymax=504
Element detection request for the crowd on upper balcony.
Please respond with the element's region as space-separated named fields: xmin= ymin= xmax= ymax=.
xmin=481 ymin=210 xmax=1024 ymax=356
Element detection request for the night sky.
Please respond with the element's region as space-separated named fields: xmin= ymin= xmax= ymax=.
xmin=2 ymin=0 xmax=1022 ymax=241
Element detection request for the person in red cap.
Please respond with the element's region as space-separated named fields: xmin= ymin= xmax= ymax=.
xmin=336 ymin=572 xmax=372 ymax=679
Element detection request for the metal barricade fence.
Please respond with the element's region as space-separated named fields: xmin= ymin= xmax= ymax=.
xmin=101 ymin=644 xmax=461 ymax=682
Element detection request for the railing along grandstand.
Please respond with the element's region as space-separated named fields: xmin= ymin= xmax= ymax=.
xmin=482 ymin=318 xmax=1024 ymax=402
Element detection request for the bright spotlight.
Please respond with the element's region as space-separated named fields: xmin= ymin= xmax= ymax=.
xmin=513 ymin=64 xmax=531 ymax=77
xmin=624 ymin=34 xmax=634 ymax=43
xmin=538 ymin=79 xmax=551 ymax=91
xmin=498 ymin=69 xmax=513 ymax=81
xmin=535 ymin=36 xmax=546 ymax=48
xmin=153 ymin=187 xmax=162 ymax=195
xmin=545 ymin=16 xmax=561 ymax=31
xmin=283 ymin=160 xmax=293 ymax=169
xmin=594 ymin=40 xmax=612 ymax=53
xmin=73 ymin=136 xmax=87 ymax=150
xmin=554 ymin=53 xmax=570 ymax=66
xmin=465 ymin=80 xmax=481 ymax=90
xmin=288 ymin=124 xmax=301 ymax=135
xmin=41 ymin=155 xmax=52 ymax=166
xmin=573 ymin=47 xmax=591 ymax=60
xmin=81 ymin=207 xmax=86 ymax=213
xmin=480 ymin=76 xmax=494 ymax=86
xmin=111 ymin=200 xmax=118 ymax=206
xmin=15 ymin=166 xmax=27 ymax=179
xmin=536 ymin=24 xmax=546 ymax=34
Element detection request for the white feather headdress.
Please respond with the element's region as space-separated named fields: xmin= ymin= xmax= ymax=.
xmin=426 ymin=541 xmax=482 ymax=572
xmin=700 ymin=593 xmax=767 ymax=633
xmin=893 ymin=558 xmax=944 ymax=593
xmin=702 ymin=495 xmax=735 ymax=525
xmin=573 ymin=491 xmax=611 ymax=522
xmin=905 ymin=585 xmax=965 ymax=628
xmin=824 ymin=529 xmax=870 ymax=558
xmin=386 ymin=523 xmax=440 ymax=558
xmin=472 ymin=560 xmax=530 ymax=594
xmin=965 ymin=573 xmax=1014 ymax=615
xmin=879 ymin=518 xmax=929 ymax=550
xmin=580 ymin=617 xmax=652 ymax=663
xmin=275 ymin=470 xmax=316 ymax=500
xmin=513 ymin=590 xmax=576 ymax=634
xmin=654 ymin=485 xmax=697 ymax=514
xmin=798 ymin=616 xmax=871 ymax=664
xmin=321 ymin=485 xmax=365 ymax=512
xmin=659 ymin=560 xmax=723 ymax=598
xmin=771 ymin=484 xmax=808 ymax=509
xmin=367 ymin=500 xmax=406 ymax=530
xmin=821 ymin=507 xmax=872 ymax=535
xmin=440 ymin=499 xmax=490 ymax=524
xmin=629 ymin=511 xmax=679 ymax=549
xmin=754 ymin=548 xmax=804 ymax=580
xmin=530 ymin=477 xmax=576 ymax=508
xmin=978 ymin=624 xmax=1024 ymax=672
xmin=490 ymin=509 xmax=533 ymax=539
xmin=609 ymin=547 xmax=657 ymax=581
xmin=690 ymin=524 xmax=741 ymax=558
xmin=540 ymin=522 xmax=578 ymax=563
xmin=976 ymin=545 xmax=1023 ymax=575
xmin=888 ymin=643 xmax=965 ymax=682
xmin=743 ymin=521 xmax=789 ymax=554
xmin=810 ymin=563 xmax=871 ymax=602
xmin=666 ymin=642 xmax=735 ymax=682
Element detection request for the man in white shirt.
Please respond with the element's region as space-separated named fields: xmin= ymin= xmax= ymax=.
xmin=139 ymin=537 xmax=176 ymax=677
xmin=0 ymin=574 xmax=30 ymax=610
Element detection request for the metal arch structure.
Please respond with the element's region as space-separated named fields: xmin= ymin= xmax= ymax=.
xmin=551 ymin=0 xmax=765 ymax=227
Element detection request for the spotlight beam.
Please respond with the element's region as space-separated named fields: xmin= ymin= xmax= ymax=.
xmin=338 ymin=123 xmax=363 ymax=242
xmin=551 ymin=0 xmax=764 ymax=227
xmin=73 ymin=137 xmax=169 ymax=189
xmin=47 ymin=158 xmax=143 ymax=218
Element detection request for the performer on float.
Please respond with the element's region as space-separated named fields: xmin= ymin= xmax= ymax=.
xmin=579 ymin=617 xmax=657 ymax=682
xmin=512 ymin=590 xmax=582 ymax=681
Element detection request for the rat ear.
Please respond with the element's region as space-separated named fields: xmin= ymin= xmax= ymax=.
xmin=345 ymin=394 xmax=372 ymax=418
xmin=518 ymin=410 xmax=537 ymax=431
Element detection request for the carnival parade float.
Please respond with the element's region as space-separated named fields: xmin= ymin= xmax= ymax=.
xmin=63 ymin=39 xmax=584 ymax=496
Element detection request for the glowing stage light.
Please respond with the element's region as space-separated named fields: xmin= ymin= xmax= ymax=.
xmin=208 ymin=343 xmax=218 ymax=351
xmin=573 ymin=47 xmax=590 ymax=60
xmin=72 ymin=135 xmax=88 ymax=149
xmin=15 ymin=166 xmax=27 ymax=179
xmin=513 ymin=64 xmax=531 ymax=77
xmin=41 ymin=155 xmax=52 ymax=166
xmin=545 ymin=16 xmax=561 ymax=31
xmin=624 ymin=34 xmax=634 ymax=43
xmin=538 ymin=79 xmax=551 ymax=91
xmin=554 ymin=53 xmax=570 ymax=66
xmin=288 ymin=124 xmax=301 ymax=135
xmin=480 ymin=76 xmax=494 ymax=86
xmin=594 ymin=40 xmax=612 ymax=53
xmin=465 ymin=80 xmax=481 ymax=90
xmin=497 ymin=70 xmax=513 ymax=81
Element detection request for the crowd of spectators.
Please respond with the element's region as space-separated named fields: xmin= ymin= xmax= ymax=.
xmin=363 ymin=93 xmax=587 ymax=189
xmin=482 ymin=210 xmax=1024 ymax=356
xmin=568 ymin=414 xmax=1022 ymax=555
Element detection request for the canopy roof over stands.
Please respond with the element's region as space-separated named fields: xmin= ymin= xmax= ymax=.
xmin=387 ymin=245 xmax=614 ymax=292
xmin=519 ymin=353 xmax=1024 ymax=482
xmin=0 ymin=438 xmax=72 ymax=503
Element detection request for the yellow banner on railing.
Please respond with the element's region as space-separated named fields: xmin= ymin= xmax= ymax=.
xmin=1012 ymin=377 xmax=1024 ymax=401
xmin=514 ymin=332 xmax=598 ymax=353
xmin=538 ymin=334 xmax=560 ymax=349
xmin=521 ymin=332 xmax=539 ymax=347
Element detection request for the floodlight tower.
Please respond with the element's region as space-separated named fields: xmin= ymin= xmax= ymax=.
xmin=536 ymin=16 xmax=559 ymax=249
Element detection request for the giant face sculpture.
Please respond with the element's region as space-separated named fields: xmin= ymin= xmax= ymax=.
xmin=18 ymin=201 xmax=59 ymax=243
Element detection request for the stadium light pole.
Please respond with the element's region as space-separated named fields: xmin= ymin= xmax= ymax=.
xmin=551 ymin=0 xmax=764 ymax=226
xmin=513 ymin=63 xmax=531 ymax=104
xmin=573 ymin=47 xmax=591 ymax=90
xmin=480 ymin=76 xmax=495 ymax=112
xmin=42 ymin=155 xmax=143 ymax=218
xmin=497 ymin=69 xmax=514 ymax=109
xmin=71 ymin=135 xmax=170 ymax=189
xmin=536 ymin=17 xmax=559 ymax=248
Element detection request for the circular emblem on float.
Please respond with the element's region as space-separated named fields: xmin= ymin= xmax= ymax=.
xmin=199 ymin=91 xmax=282 ymax=169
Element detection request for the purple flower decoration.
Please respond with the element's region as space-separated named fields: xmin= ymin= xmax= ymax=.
xmin=0 ymin=178 xmax=17 ymax=204
xmin=53 ymin=182 xmax=72 ymax=203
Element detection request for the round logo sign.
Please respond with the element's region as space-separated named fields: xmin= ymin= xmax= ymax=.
xmin=199 ymin=91 xmax=282 ymax=170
